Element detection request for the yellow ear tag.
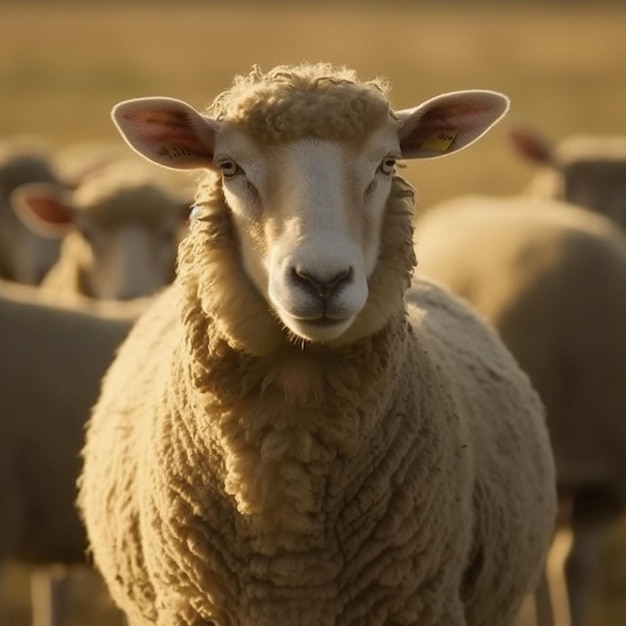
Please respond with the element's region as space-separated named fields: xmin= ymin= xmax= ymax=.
xmin=163 ymin=142 xmax=193 ymax=161
xmin=421 ymin=129 xmax=459 ymax=152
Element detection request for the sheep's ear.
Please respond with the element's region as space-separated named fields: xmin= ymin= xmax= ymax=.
xmin=509 ymin=126 xmax=556 ymax=166
xmin=10 ymin=182 xmax=75 ymax=238
xmin=111 ymin=97 xmax=219 ymax=171
xmin=396 ymin=90 xmax=510 ymax=159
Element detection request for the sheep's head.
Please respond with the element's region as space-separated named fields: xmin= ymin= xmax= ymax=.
xmin=11 ymin=164 xmax=192 ymax=300
xmin=510 ymin=127 xmax=626 ymax=230
xmin=111 ymin=63 xmax=509 ymax=351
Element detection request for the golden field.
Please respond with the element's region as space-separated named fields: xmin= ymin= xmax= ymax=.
xmin=1 ymin=2 xmax=625 ymax=625
xmin=1 ymin=1 xmax=626 ymax=209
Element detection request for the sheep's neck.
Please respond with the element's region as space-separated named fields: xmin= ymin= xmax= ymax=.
xmin=187 ymin=311 xmax=410 ymax=553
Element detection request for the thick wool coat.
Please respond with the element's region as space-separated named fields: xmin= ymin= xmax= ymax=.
xmin=79 ymin=174 xmax=556 ymax=626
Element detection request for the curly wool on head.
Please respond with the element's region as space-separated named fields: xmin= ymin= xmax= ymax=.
xmin=209 ymin=63 xmax=394 ymax=143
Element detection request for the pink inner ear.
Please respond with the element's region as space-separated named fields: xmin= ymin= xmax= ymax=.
xmin=123 ymin=108 xmax=189 ymax=126
xmin=415 ymin=101 xmax=497 ymax=137
xmin=121 ymin=109 xmax=198 ymax=144
xmin=13 ymin=187 xmax=75 ymax=238
xmin=25 ymin=194 xmax=74 ymax=226
xmin=113 ymin=99 xmax=217 ymax=169
xmin=398 ymin=91 xmax=509 ymax=159
xmin=509 ymin=128 xmax=554 ymax=165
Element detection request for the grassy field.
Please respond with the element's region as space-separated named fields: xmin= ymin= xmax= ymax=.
xmin=1 ymin=1 xmax=625 ymax=625
xmin=2 ymin=1 xmax=626 ymax=208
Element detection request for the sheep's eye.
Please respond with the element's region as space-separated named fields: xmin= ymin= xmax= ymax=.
xmin=218 ymin=160 xmax=239 ymax=177
xmin=380 ymin=156 xmax=396 ymax=175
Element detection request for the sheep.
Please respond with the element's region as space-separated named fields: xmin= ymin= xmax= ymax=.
xmin=11 ymin=159 xmax=193 ymax=301
xmin=0 ymin=279 xmax=145 ymax=626
xmin=510 ymin=126 xmax=626 ymax=230
xmin=413 ymin=194 xmax=626 ymax=626
xmin=77 ymin=63 xmax=557 ymax=626
xmin=0 ymin=138 xmax=63 ymax=285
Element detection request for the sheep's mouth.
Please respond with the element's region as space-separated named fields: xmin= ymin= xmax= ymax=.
xmin=305 ymin=316 xmax=346 ymax=327
xmin=284 ymin=314 xmax=356 ymax=344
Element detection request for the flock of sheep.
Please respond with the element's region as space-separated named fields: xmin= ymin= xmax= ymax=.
xmin=0 ymin=61 xmax=625 ymax=626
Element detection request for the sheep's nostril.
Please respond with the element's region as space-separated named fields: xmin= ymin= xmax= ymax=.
xmin=292 ymin=267 xmax=352 ymax=299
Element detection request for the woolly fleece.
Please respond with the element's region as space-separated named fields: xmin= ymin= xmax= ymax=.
xmin=78 ymin=65 xmax=556 ymax=626
xmin=415 ymin=195 xmax=626 ymax=523
xmin=0 ymin=280 xmax=139 ymax=568
xmin=210 ymin=64 xmax=392 ymax=144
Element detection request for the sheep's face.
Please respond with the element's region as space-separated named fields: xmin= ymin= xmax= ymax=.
xmin=110 ymin=64 xmax=509 ymax=347
xmin=213 ymin=122 xmax=400 ymax=342
xmin=75 ymin=216 xmax=181 ymax=300
xmin=11 ymin=182 xmax=189 ymax=300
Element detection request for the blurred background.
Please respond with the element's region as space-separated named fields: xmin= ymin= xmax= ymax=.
xmin=1 ymin=1 xmax=624 ymax=624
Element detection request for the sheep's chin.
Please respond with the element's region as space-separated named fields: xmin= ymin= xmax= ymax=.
xmin=282 ymin=316 xmax=356 ymax=344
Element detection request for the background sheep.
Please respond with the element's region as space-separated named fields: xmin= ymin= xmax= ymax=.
xmin=413 ymin=195 xmax=626 ymax=626
xmin=11 ymin=160 xmax=194 ymax=301
xmin=0 ymin=138 xmax=64 ymax=285
xmin=510 ymin=127 xmax=626 ymax=230
xmin=78 ymin=63 xmax=556 ymax=626
xmin=0 ymin=279 xmax=145 ymax=626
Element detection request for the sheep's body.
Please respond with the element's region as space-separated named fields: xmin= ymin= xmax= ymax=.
xmin=13 ymin=161 xmax=191 ymax=301
xmin=78 ymin=63 xmax=556 ymax=626
xmin=0 ymin=282 xmax=139 ymax=563
xmin=81 ymin=277 xmax=554 ymax=626
xmin=414 ymin=195 xmax=626 ymax=626
xmin=510 ymin=128 xmax=626 ymax=230
xmin=0 ymin=139 xmax=63 ymax=284
xmin=0 ymin=280 xmax=143 ymax=626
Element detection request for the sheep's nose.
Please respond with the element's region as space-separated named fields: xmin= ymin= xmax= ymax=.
xmin=292 ymin=266 xmax=353 ymax=300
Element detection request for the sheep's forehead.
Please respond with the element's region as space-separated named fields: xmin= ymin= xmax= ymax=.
xmin=210 ymin=65 xmax=394 ymax=143
xmin=219 ymin=121 xmax=398 ymax=166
